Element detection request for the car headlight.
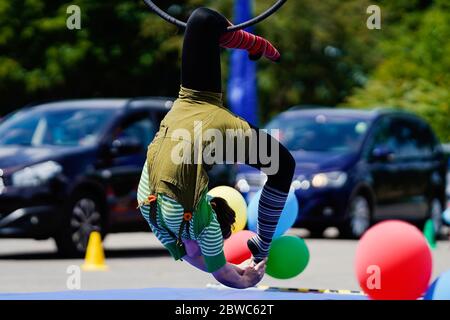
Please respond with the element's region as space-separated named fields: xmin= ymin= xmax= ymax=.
xmin=0 ymin=169 xmax=5 ymax=194
xmin=12 ymin=161 xmax=62 ymax=187
xmin=235 ymin=178 xmax=250 ymax=193
xmin=291 ymin=177 xmax=311 ymax=190
xmin=311 ymin=171 xmax=347 ymax=188
xmin=235 ymin=173 xmax=267 ymax=192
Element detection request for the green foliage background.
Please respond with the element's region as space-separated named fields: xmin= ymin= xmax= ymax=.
xmin=345 ymin=0 xmax=450 ymax=142
xmin=0 ymin=0 xmax=448 ymax=140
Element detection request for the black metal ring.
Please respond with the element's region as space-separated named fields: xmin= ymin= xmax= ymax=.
xmin=142 ymin=0 xmax=287 ymax=32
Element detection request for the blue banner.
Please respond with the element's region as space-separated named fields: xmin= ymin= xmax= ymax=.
xmin=227 ymin=0 xmax=258 ymax=126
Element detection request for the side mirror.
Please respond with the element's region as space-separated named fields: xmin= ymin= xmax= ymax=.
xmin=371 ymin=146 xmax=394 ymax=162
xmin=110 ymin=137 xmax=142 ymax=156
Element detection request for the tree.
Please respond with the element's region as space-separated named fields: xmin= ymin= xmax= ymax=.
xmin=0 ymin=0 xmax=381 ymax=123
xmin=0 ymin=0 xmax=185 ymax=114
xmin=346 ymin=1 xmax=450 ymax=141
xmin=254 ymin=0 xmax=381 ymax=122
xmin=2 ymin=0 xmax=447 ymax=142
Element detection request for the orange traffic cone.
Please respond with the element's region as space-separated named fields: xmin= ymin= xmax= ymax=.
xmin=81 ymin=231 xmax=108 ymax=271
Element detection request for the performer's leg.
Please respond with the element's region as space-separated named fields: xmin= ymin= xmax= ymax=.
xmin=220 ymin=124 xmax=295 ymax=262
xmin=181 ymin=8 xmax=281 ymax=93
xmin=245 ymin=126 xmax=295 ymax=262
xmin=181 ymin=7 xmax=228 ymax=93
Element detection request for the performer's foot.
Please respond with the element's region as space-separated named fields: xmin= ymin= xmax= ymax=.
xmin=247 ymin=236 xmax=270 ymax=263
xmin=219 ymin=25 xmax=280 ymax=62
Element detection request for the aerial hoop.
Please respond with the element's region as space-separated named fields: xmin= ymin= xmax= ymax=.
xmin=142 ymin=0 xmax=287 ymax=32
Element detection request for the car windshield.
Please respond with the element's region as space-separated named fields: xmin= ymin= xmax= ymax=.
xmin=266 ymin=114 xmax=370 ymax=152
xmin=0 ymin=108 xmax=117 ymax=146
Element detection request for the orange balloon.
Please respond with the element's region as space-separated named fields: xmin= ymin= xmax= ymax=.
xmin=223 ymin=230 xmax=256 ymax=264
xmin=355 ymin=220 xmax=432 ymax=300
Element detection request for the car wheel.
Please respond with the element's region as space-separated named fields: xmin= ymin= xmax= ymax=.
xmin=341 ymin=195 xmax=371 ymax=239
xmin=428 ymin=198 xmax=443 ymax=237
xmin=55 ymin=193 xmax=104 ymax=257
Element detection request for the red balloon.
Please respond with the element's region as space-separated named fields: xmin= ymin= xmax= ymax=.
xmin=223 ymin=230 xmax=256 ymax=264
xmin=355 ymin=220 xmax=432 ymax=300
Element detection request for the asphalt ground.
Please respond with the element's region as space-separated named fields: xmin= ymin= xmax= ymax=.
xmin=0 ymin=229 xmax=449 ymax=294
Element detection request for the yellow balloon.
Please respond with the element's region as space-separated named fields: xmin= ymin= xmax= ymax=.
xmin=208 ymin=186 xmax=247 ymax=233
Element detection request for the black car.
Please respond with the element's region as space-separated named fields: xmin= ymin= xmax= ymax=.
xmin=235 ymin=108 xmax=447 ymax=238
xmin=0 ymin=98 xmax=234 ymax=255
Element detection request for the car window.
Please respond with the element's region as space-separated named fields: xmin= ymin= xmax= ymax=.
xmin=0 ymin=108 xmax=117 ymax=146
xmin=116 ymin=116 xmax=156 ymax=149
xmin=0 ymin=113 xmax=39 ymax=145
xmin=421 ymin=123 xmax=440 ymax=154
xmin=370 ymin=117 xmax=434 ymax=159
xmin=411 ymin=121 xmax=435 ymax=157
xmin=392 ymin=118 xmax=435 ymax=158
xmin=367 ymin=118 xmax=394 ymax=153
xmin=266 ymin=115 xmax=369 ymax=153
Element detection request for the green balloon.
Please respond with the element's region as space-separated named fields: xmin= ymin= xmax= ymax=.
xmin=266 ymin=236 xmax=310 ymax=279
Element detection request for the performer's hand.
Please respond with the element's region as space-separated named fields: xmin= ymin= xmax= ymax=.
xmin=237 ymin=258 xmax=252 ymax=270
xmin=243 ymin=258 xmax=267 ymax=287
xmin=230 ymin=263 xmax=246 ymax=276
